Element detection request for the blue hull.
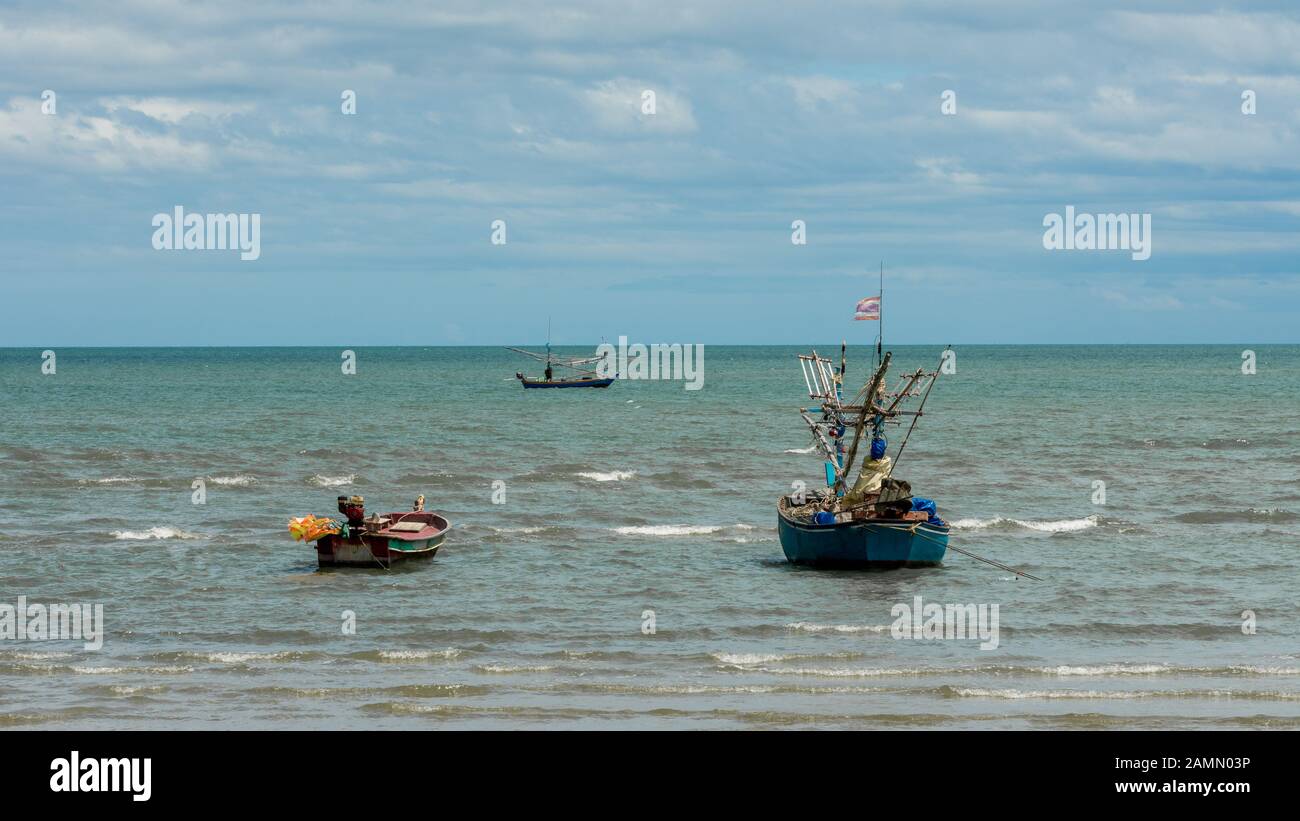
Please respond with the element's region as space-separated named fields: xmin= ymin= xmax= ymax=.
xmin=777 ymin=505 xmax=948 ymax=568
xmin=520 ymin=377 xmax=615 ymax=389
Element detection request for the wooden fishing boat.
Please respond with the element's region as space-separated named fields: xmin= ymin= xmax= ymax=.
xmin=290 ymin=496 xmax=450 ymax=569
xmin=315 ymin=511 xmax=448 ymax=568
xmin=516 ymin=374 xmax=614 ymax=389
xmin=777 ymin=342 xmax=951 ymax=569
xmin=507 ymin=342 xmax=615 ymax=390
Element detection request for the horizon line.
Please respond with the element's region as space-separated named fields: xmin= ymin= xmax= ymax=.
xmin=1 ymin=342 xmax=1293 ymax=349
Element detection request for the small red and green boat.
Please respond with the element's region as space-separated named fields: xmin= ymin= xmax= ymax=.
xmin=289 ymin=495 xmax=450 ymax=568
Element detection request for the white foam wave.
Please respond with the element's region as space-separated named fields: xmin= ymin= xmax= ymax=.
xmin=576 ymin=470 xmax=636 ymax=482
xmin=786 ymin=622 xmax=891 ymax=634
xmin=756 ymin=666 xmax=925 ymax=678
xmin=950 ymin=514 xmax=1099 ymax=533
xmin=70 ymin=665 xmax=194 ymax=675
xmin=1045 ymin=664 xmax=1170 ymax=676
xmin=952 ymin=687 xmax=1149 ymax=700
xmin=377 ymin=649 xmax=461 ymax=661
xmin=111 ymin=526 xmax=202 ymax=540
xmin=713 ymin=652 xmax=788 ymax=665
xmin=209 ymin=475 xmax=257 ymax=486
xmin=0 ymin=650 xmax=73 ymax=660
xmin=310 ymin=474 xmax=355 ymax=487
xmin=784 ymin=446 xmax=817 ymax=454
xmin=108 ymin=685 xmax=164 ymax=696
xmin=205 ymin=652 xmax=286 ymax=663
xmin=475 ymin=664 xmax=556 ymax=673
xmin=613 ymin=523 xmax=757 ymax=537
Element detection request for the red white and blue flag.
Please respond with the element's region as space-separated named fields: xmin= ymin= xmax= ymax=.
xmin=854 ymin=296 xmax=881 ymax=321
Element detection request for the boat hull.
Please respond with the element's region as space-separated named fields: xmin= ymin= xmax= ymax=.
xmin=315 ymin=531 xmax=445 ymax=567
xmin=777 ymin=505 xmax=948 ymax=568
xmin=519 ymin=376 xmax=614 ymax=389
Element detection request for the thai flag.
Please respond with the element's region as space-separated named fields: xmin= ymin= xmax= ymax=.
xmin=854 ymin=296 xmax=881 ymax=320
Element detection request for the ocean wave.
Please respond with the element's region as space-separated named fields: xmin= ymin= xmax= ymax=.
xmin=1045 ymin=664 xmax=1172 ymax=676
xmin=106 ymin=685 xmax=166 ymax=696
xmin=950 ymin=514 xmax=1099 ymax=533
xmin=750 ymin=666 xmax=933 ymax=678
xmin=474 ymin=664 xmax=557 ymax=674
xmin=209 ymin=475 xmax=257 ymax=486
xmin=1199 ymin=437 xmax=1253 ymax=450
xmin=732 ymin=660 xmax=1300 ymax=678
xmin=576 ymin=470 xmax=636 ymax=482
xmin=1174 ymin=508 xmax=1296 ymax=524
xmin=309 ymin=474 xmax=357 ymax=487
xmin=0 ymin=650 xmax=74 ymax=660
xmin=713 ymin=652 xmax=789 ymax=665
xmin=372 ymin=649 xmax=462 ymax=661
xmin=786 ymin=622 xmax=892 ymax=634
xmin=111 ymin=526 xmax=203 ymax=540
xmin=203 ymin=651 xmax=294 ymax=663
xmin=784 ymin=446 xmax=817 ymax=454
xmin=613 ymin=523 xmax=758 ymax=538
xmin=79 ymin=476 xmax=150 ymax=485
xmin=69 ymin=665 xmax=194 ymax=675
xmin=943 ymin=686 xmax=1300 ymax=701
xmin=712 ymin=651 xmax=862 ymax=666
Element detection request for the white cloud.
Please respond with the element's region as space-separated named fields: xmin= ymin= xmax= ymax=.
xmin=582 ymin=78 xmax=696 ymax=135
xmin=99 ymin=96 xmax=253 ymax=124
xmin=785 ymin=75 xmax=856 ymax=110
xmin=0 ymin=96 xmax=212 ymax=171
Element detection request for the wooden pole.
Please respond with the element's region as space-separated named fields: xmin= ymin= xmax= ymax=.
xmin=836 ymin=351 xmax=891 ymax=494
xmin=945 ymin=542 xmax=1042 ymax=581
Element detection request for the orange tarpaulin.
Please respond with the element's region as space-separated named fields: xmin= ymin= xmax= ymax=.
xmin=288 ymin=515 xmax=339 ymax=542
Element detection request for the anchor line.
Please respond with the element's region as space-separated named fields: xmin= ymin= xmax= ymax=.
xmin=858 ymin=522 xmax=1042 ymax=581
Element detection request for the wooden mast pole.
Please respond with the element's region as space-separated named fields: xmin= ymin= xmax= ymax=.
xmin=835 ymin=351 xmax=891 ymax=495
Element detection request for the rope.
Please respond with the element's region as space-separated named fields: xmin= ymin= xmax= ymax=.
xmin=858 ymin=520 xmax=1042 ymax=580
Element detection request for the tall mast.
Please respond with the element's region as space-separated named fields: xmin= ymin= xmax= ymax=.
xmin=877 ymin=261 xmax=884 ymax=369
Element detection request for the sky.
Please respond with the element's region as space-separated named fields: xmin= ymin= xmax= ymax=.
xmin=1 ymin=0 xmax=1298 ymax=345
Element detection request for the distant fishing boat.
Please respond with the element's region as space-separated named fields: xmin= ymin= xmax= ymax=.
xmin=777 ymin=345 xmax=950 ymax=568
xmin=289 ymin=495 xmax=449 ymax=568
xmin=507 ymin=343 xmax=615 ymax=389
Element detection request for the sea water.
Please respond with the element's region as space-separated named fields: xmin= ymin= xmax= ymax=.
xmin=1 ymin=345 xmax=1297 ymax=728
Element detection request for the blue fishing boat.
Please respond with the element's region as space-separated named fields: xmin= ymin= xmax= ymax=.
xmin=777 ymin=343 xmax=952 ymax=569
xmin=517 ymin=374 xmax=615 ymax=389
xmin=778 ymin=498 xmax=949 ymax=567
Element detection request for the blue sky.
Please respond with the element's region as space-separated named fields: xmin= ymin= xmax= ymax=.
xmin=1 ymin=0 xmax=1297 ymax=345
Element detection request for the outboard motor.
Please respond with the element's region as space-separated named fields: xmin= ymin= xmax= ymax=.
xmin=338 ymin=495 xmax=365 ymax=526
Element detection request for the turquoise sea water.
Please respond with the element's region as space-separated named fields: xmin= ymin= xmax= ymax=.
xmin=1 ymin=345 xmax=1298 ymax=728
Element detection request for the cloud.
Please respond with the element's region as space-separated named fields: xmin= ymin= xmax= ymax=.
xmin=581 ymin=78 xmax=696 ymax=134
xmin=99 ymin=97 xmax=253 ymax=124
xmin=0 ymin=96 xmax=213 ymax=171
xmin=0 ymin=1 xmax=1297 ymax=343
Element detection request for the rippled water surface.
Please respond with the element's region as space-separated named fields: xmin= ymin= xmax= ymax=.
xmin=1 ymin=345 xmax=1297 ymax=728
